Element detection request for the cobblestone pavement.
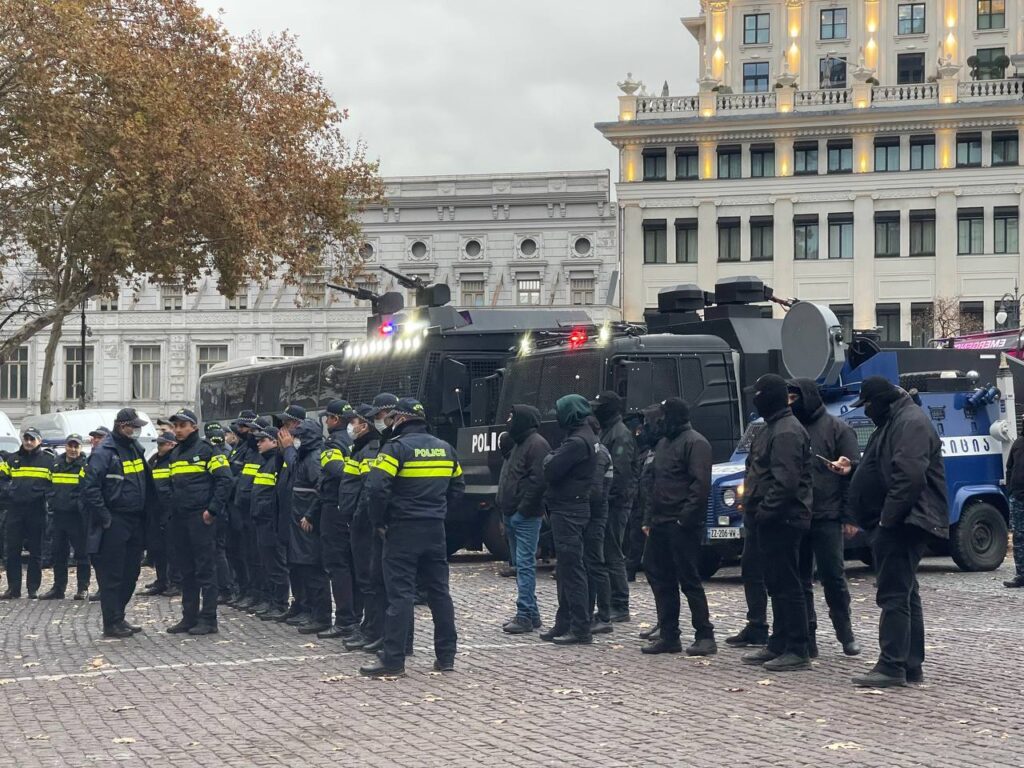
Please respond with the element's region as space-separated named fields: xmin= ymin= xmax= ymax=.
xmin=0 ymin=554 xmax=1021 ymax=768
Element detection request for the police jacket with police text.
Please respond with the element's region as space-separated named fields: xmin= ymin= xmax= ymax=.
xmin=365 ymin=420 xmax=464 ymax=526
xmin=318 ymin=426 xmax=349 ymax=514
xmin=542 ymin=424 xmax=598 ymax=507
xmin=338 ymin=430 xmax=380 ymax=520
xmin=81 ymin=432 xmax=152 ymax=527
xmin=48 ymin=453 xmax=87 ymax=517
xmin=743 ymin=407 xmax=813 ymax=529
xmin=0 ymin=446 xmax=53 ymax=510
xmin=643 ymin=423 xmax=713 ymax=528
xmin=148 ymin=451 xmax=175 ymax=524
xmin=168 ymin=431 xmax=233 ymax=515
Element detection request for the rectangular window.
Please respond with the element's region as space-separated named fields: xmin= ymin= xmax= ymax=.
xmin=960 ymin=301 xmax=984 ymax=333
xmin=0 ymin=346 xmax=29 ymax=400
xmin=978 ymin=0 xmax=1006 ymax=30
xmin=876 ymin=303 xmax=902 ymax=343
xmin=227 ymin=291 xmax=248 ymax=310
xmin=820 ymin=8 xmax=848 ymax=40
xmin=743 ymin=62 xmax=770 ymax=93
xmin=743 ymin=13 xmax=770 ymax=44
xmin=897 ymin=53 xmax=926 ymax=84
xmin=874 ymin=212 xmax=901 ymax=258
xmin=957 ymin=133 xmax=982 ymax=167
xmin=828 ymin=213 xmax=854 ymax=259
xmin=98 ymin=295 xmax=118 ymax=312
xmin=460 ymin=279 xmax=486 ymax=307
xmin=830 ymin=304 xmax=854 ymax=342
xmin=898 ymin=3 xmax=927 ymax=35
xmin=675 ymin=148 xmax=699 ymax=180
xmin=975 ymin=47 xmax=1007 ymax=79
xmin=643 ymin=220 xmax=668 ymax=264
xmin=750 ymin=144 xmax=775 ymax=177
xmin=717 ymin=145 xmax=741 ymax=179
xmin=64 ymin=346 xmax=94 ymax=401
xmin=280 ymin=343 xmax=305 ymax=357
xmin=794 ymin=215 xmax=820 ymax=260
xmin=910 ymin=135 xmax=936 ymax=170
xmin=130 ymin=345 xmax=160 ymax=401
xmin=516 ymin=278 xmax=542 ymax=305
xmin=570 ymin=277 xmax=595 ymax=306
xmin=874 ymin=138 xmax=900 ymax=172
xmin=820 ymin=56 xmax=847 ymax=88
xmin=750 ymin=216 xmax=774 ymax=261
xmin=909 ymin=210 xmax=936 ymax=256
xmin=675 ymin=219 xmax=698 ymax=264
xmin=197 ymin=344 xmax=229 ymax=379
xmin=718 ymin=218 xmax=741 ymax=262
xmin=957 ymin=208 xmax=985 ymax=254
xmin=911 ymin=303 xmax=934 ymax=346
xmin=827 ymin=140 xmax=853 ymax=174
xmin=995 ymin=299 xmax=1019 ymax=330
xmin=992 ymin=131 xmax=1019 ymax=166
xmin=160 ymin=283 xmax=184 ymax=311
xmin=794 ymin=142 xmax=819 ymax=175
xmin=300 ymin=271 xmax=327 ymax=308
xmin=643 ymin=149 xmax=667 ymax=181
xmin=995 ymin=206 xmax=1019 ymax=254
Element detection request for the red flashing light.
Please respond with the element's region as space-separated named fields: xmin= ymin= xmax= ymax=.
xmin=568 ymin=327 xmax=588 ymax=350
xmin=379 ymin=321 xmax=395 ymax=336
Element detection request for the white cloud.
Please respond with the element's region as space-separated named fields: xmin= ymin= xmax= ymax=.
xmin=196 ymin=0 xmax=702 ymax=177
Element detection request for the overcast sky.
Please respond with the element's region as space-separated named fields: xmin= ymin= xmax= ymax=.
xmin=196 ymin=0 xmax=702 ymax=178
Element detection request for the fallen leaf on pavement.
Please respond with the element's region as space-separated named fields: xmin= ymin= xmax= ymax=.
xmin=757 ymin=679 xmax=773 ymax=686
xmin=825 ymin=742 xmax=863 ymax=751
xmin=112 ymin=737 xmax=136 ymax=744
xmin=724 ymin=687 xmax=744 ymax=693
xmin=27 ymin=734 xmax=49 ymax=741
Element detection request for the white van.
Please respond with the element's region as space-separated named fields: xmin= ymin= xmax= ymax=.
xmin=0 ymin=410 xmax=19 ymax=455
xmin=20 ymin=409 xmax=159 ymax=456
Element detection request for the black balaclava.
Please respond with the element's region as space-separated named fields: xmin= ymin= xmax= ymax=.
xmin=661 ymin=397 xmax=691 ymax=440
xmin=752 ymin=374 xmax=789 ymax=419
xmin=637 ymin=404 xmax=665 ymax=450
xmin=865 ymin=388 xmax=902 ymax=427
xmin=498 ymin=431 xmax=514 ymax=460
xmin=789 ymin=378 xmax=824 ymax=425
xmin=593 ymin=391 xmax=623 ymax=429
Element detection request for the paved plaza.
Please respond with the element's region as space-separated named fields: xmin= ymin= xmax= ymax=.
xmin=0 ymin=554 xmax=1021 ymax=767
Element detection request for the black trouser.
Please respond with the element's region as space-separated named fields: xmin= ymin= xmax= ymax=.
xmin=605 ymin=495 xmax=633 ymax=612
xmin=624 ymin=498 xmax=646 ymax=575
xmin=549 ymin=504 xmax=591 ymax=637
xmin=91 ymin=512 xmax=144 ymax=629
xmin=351 ymin=511 xmax=382 ymax=639
xmin=381 ymin=519 xmax=456 ymax=668
xmin=585 ymin=502 xmax=610 ymax=623
xmin=643 ymin=521 xmax=714 ymax=642
xmin=147 ymin=510 xmax=169 ymax=589
xmin=257 ymin=524 xmax=288 ymax=610
xmin=171 ymin=510 xmax=218 ymax=626
xmin=244 ymin=515 xmax=265 ymax=601
xmin=322 ymin=503 xmax=358 ymax=627
xmin=872 ymin=524 xmax=929 ymax=677
xmin=51 ymin=511 xmax=90 ymax=594
xmin=799 ymin=518 xmax=854 ymax=643
xmin=290 ymin=562 xmax=331 ymax=623
xmin=5 ymin=507 xmax=44 ymax=595
xmin=760 ymin=521 xmax=809 ymax=657
xmin=214 ymin=515 xmax=234 ymax=597
xmin=740 ymin=517 xmax=769 ymax=635
xmin=226 ymin=523 xmax=248 ymax=598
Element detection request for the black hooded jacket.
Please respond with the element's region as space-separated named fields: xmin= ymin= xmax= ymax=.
xmin=790 ymin=379 xmax=861 ymax=522
xmin=543 ymin=397 xmax=598 ymax=508
xmin=1004 ymin=435 xmax=1024 ymax=498
xmin=597 ymin=413 xmax=638 ymax=515
xmin=744 ymin=406 xmax=813 ymax=529
xmin=496 ymin=405 xmax=550 ymax=518
xmin=643 ymin=420 xmax=713 ymax=528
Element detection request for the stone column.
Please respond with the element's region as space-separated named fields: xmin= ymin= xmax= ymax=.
xmin=935 ymin=190 xmax=958 ymax=299
xmin=699 ymin=142 xmax=717 ymax=179
xmin=852 ymin=194 xmax=876 ymax=329
xmin=773 ymin=197 xmax=796 ymax=299
xmin=854 ymin=133 xmax=873 ymax=173
xmin=697 ymin=200 xmax=718 ymax=289
xmin=899 ymin=134 xmax=911 ymax=171
xmin=777 ymin=137 xmax=795 ymax=177
xmin=622 ymin=203 xmax=645 ymax=321
xmin=621 ymin=144 xmax=643 ymax=183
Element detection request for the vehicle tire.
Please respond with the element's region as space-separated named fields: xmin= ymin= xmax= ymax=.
xmin=698 ymin=549 xmax=722 ymax=581
xmin=481 ymin=508 xmax=510 ymax=561
xmin=445 ymin=525 xmax=466 ymax=558
xmin=950 ymin=502 xmax=1008 ymax=572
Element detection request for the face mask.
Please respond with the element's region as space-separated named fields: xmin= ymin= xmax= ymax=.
xmin=790 ymin=396 xmax=809 ymax=423
xmin=292 ymin=438 xmax=302 ymax=450
xmin=130 ymin=427 xmax=142 ymax=440
xmin=374 ymin=419 xmax=387 ymax=432
xmin=865 ymin=400 xmax=891 ymax=428
xmin=347 ymin=423 xmax=358 ymax=440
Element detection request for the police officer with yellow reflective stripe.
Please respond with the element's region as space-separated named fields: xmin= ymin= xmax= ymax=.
xmin=360 ymin=398 xmax=464 ymax=678
xmin=40 ymin=434 xmax=90 ymax=601
xmin=141 ymin=431 xmax=177 ymax=596
xmin=0 ymin=428 xmax=52 ymax=599
xmin=165 ymin=408 xmax=234 ymax=635
xmin=230 ymin=411 xmax=264 ymax=612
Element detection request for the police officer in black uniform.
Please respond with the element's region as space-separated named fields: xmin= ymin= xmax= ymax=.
xmin=166 ymin=408 xmax=233 ymax=635
xmin=290 ymin=419 xmax=331 ymax=634
xmin=250 ymin=426 xmax=291 ymax=620
xmin=204 ymin=422 xmax=236 ymax=604
xmin=359 ymin=398 xmax=464 ymax=677
xmin=318 ymin=400 xmax=359 ymax=639
xmin=141 ymin=431 xmax=177 ymax=596
xmin=81 ymin=409 xmax=155 ymax=637
xmin=1 ymin=428 xmax=53 ymax=599
xmin=40 ymin=434 xmax=90 ymax=601
xmin=230 ymin=411 xmax=263 ymax=612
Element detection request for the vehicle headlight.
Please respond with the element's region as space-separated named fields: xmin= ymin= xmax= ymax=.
xmin=722 ymin=488 xmax=737 ymax=507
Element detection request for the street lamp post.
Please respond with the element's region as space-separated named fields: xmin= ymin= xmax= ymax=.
xmin=995 ymin=281 xmax=1023 ymax=329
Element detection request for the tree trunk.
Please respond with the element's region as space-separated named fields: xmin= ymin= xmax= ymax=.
xmin=0 ymin=286 xmax=90 ymax=364
xmin=38 ymin=312 xmax=68 ymax=414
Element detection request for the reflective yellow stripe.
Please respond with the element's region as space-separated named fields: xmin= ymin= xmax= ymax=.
xmin=122 ymin=459 xmax=145 ymax=474
xmin=11 ymin=467 xmax=52 ymax=479
xmin=0 ymin=462 xmax=9 ymax=476
xmin=359 ymin=459 xmax=374 ymax=475
xmin=374 ymin=460 xmax=398 ymax=477
xmin=241 ymin=463 xmax=260 ymax=476
xmin=342 ymin=458 xmax=362 ymax=476
xmin=208 ymin=454 xmax=229 ymax=471
xmin=453 ymin=463 xmax=463 ymax=478
xmin=169 ymin=463 xmax=206 ymax=476
xmin=253 ymin=472 xmax=277 ymax=486
xmin=152 ymin=468 xmax=171 ymax=479
xmin=321 ymin=449 xmax=346 ymax=467
xmin=396 ymin=467 xmax=458 ymax=478
xmin=51 ymin=474 xmax=80 ymax=485
xmin=402 ymin=460 xmax=454 ymax=469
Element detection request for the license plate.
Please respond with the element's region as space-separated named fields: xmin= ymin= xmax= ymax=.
xmin=707 ymin=527 xmax=741 ymax=540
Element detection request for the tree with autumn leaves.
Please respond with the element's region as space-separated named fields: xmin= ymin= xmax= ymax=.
xmin=0 ymin=0 xmax=382 ymax=410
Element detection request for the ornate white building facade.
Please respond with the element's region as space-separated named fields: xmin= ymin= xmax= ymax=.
xmin=0 ymin=170 xmax=618 ymax=421
xmin=598 ymin=0 xmax=1024 ymax=343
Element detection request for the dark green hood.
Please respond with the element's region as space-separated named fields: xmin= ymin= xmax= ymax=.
xmin=555 ymin=394 xmax=592 ymax=429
